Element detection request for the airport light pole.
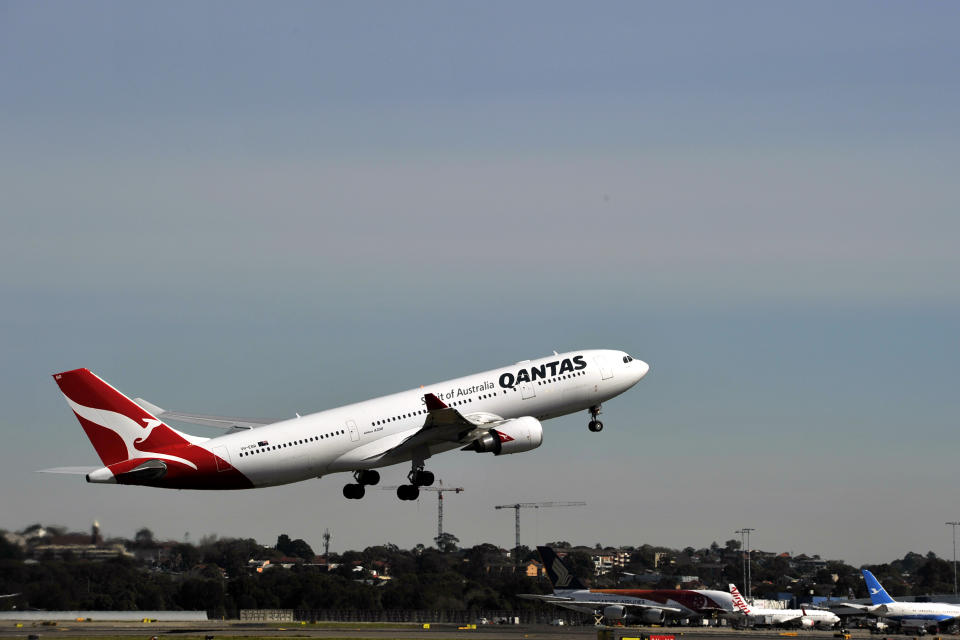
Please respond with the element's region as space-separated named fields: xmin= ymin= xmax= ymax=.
xmin=947 ymin=522 xmax=960 ymax=596
xmin=735 ymin=529 xmax=746 ymax=597
xmin=736 ymin=527 xmax=755 ymax=599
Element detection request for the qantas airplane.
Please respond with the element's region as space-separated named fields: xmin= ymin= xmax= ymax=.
xmin=49 ymin=349 xmax=648 ymax=500
xmin=519 ymin=546 xmax=734 ymax=625
xmin=728 ymin=584 xmax=839 ymax=628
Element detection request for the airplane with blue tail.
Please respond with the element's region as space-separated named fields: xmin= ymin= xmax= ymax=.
xmin=859 ymin=569 xmax=960 ymax=631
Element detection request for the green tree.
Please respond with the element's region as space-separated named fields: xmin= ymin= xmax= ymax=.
xmin=276 ymin=534 xmax=315 ymax=559
xmin=434 ymin=532 xmax=459 ymax=553
xmin=563 ymin=550 xmax=595 ymax=584
xmin=134 ymin=527 xmax=155 ymax=548
xmin=0 ymin=536 xmax=23 ymax=560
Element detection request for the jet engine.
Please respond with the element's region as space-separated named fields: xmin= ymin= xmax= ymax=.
xmin=640 ymin=609 xmax=666 ymax=624
xmin=799 ymin=617 xmax=815 ymax=628
xmin=602 ymin=606 xmax=664 ymax=625
xmin=603 ymin=605 xmax=628 ymax=620
xmin=462 ymin=417 xmax=543 ymax=455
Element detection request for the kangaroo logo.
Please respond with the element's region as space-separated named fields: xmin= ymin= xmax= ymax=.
xmin=552 ymin=558 xmax=573 ymax=588
xmin=64 ymin=396 xmax=197 ymax=469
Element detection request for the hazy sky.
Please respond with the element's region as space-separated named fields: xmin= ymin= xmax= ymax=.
xmin=2 ymin=1 xmax=958 ymax=568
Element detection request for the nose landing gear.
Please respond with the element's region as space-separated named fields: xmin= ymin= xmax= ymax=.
xmin=587 ymin=404 xmax=603 ymax=432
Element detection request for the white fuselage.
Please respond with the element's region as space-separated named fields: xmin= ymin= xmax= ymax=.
xmin=197 ymin=349 xmax=647 ymax=487
xmin=870 ymin=602 xmax=960 ymax=626
xmin=734 ymin=607 xmax=840 ymax=627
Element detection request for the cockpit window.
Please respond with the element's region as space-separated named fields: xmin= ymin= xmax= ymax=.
xmin=623 ymin=355 xmax=634 ymax=363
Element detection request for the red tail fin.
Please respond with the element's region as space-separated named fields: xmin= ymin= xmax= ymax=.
xmin=53 ymin=368 xmax=194 ymax=466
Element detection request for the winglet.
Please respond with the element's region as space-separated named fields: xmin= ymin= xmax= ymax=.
xmin=424 ymin=393 xmax=447 ymax=411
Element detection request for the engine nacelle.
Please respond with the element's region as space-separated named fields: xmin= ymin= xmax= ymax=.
xmin=462 ymin=417 xmax=543 ymax=455
xmin=603 ymin=605 xmax=627 ymax=620
xmin=798 ymin=617 xmax=815 ymax=628
xmin=640 ymin=609 xmax=666 ymax=624
xmin=602 ymin=606 xmax=664 ymax=625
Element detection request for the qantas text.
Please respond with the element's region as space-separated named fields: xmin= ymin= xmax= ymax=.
xmin=499 ymin=355 xmax=587 ymax=388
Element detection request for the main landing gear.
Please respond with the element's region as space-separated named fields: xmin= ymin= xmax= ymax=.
xmin=342 ymin=469 xmax=380 ymax=500
xmin=587 ymin=404 xmax=604 ymax=432
xmin=396 ymin=464 xmax=434 ymax=501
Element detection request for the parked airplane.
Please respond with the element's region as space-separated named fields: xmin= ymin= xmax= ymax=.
xmin=859 ymin=569 xmax=960 ymax=631
xmin=518 ymin=546 xmax=734 ymax=625
xmin=728 ymin=584 xmax=839 ymax=628
xmin=49 ymin=350 xmax=648 ymax=499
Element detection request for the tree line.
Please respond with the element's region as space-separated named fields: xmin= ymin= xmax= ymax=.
xmin=1 ymin=528 xmax=957 ymax=616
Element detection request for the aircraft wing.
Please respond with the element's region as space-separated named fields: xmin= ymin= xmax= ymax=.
xmin=774 ymin=614 xmax=804 ymax=623
xmin=364 ymin=393 xmax=502 ymax=461
xmin=516 ymin=594 xmax=682 ymax=613
xmin=133 ymin=398 xmax=276 ymax=430
xmin=517 ymin=594 xmax=574 ymax=602
xmin=826 ymin=602 xmax=870 ymax=611
xmin=562 ymin=600 xmax=683 ymax=613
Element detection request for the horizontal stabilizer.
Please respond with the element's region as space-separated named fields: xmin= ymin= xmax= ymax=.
xmin=38 ymin=466 xmax=98 ymax=474
xmin=133 ymin=397 xmax=272 ymax=430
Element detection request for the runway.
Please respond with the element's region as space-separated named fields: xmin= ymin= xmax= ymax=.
xmin=0 ymin=620 xmax=880 ymax=640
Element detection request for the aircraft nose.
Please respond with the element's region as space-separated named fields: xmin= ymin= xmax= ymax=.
xmin=634 ymin=359 xmax=650 ymax=380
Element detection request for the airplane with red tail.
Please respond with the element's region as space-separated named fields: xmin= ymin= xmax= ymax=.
xmin=519 ymin=546 xmax=735 ymax=625
xmin=47 ymin=350 xmax=648 ymax=500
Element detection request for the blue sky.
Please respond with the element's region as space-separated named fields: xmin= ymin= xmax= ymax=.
xmin=1 ymin=1 xmax=959 ymax=567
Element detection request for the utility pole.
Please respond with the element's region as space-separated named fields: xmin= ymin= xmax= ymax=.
xmin=322 ymin=528 xmax=330 ymax=559
xmin=381 ymin=482 xmax=464 ymax=550
xmin=735 ymin=529 xmax=746 ymax=596
xmin=736 ymin=528 xmax=755 ymax=599
xmin=947 ymin=522 xmax=959 ymax=596
xmin=494 ymin=501 xmax=586 ymax=562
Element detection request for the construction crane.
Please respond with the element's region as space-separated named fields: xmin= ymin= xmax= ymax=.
xmin=494 ymin=501 xmax=586 ymax=558
xmin=381 ymin=481 xmax=464 ymax=547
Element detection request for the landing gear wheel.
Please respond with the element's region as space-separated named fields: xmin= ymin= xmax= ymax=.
xmin=342 ymin=483 xmax=365 ymax=499
xmin=411 ymin=470 xmax=434 ymax=487
xmin=396 ymin=484 xmax=420 ymax=501
xmin=354 ymin=469 xmax=380 ymax=486
xmin=587 ymin=404 xmax=603 ymax=432
xmin=407 ymin=464 xmax=434 ymax=487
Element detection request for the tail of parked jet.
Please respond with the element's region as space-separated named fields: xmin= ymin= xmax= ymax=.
xmin=537 ymin=546 xmax=587 ymax=591
xmin=862 ymin=569 xmax=896 ymax=605
xmin=729 ymin=584 xmax=753 ymax=615
xmin=53 ymin=368 xmax=206 ymax=466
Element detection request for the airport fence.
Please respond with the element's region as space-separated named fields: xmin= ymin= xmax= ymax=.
xmin=292 ymin=609 xmax=590 ymax=625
